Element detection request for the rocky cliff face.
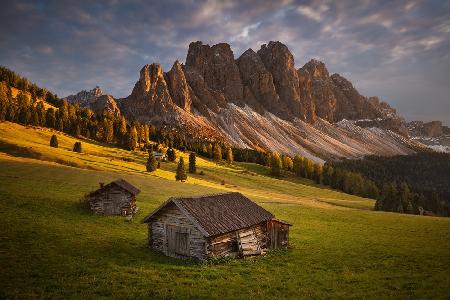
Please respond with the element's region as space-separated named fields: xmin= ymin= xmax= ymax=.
xmin=111 ymin=41 xmax=426 ymax=160
xmin=65 ymin=86 xmax=121 ymax=117
xmin=65 ymin=86 xmax=103 ymax=106
xmin=90 ymin=95 xmax=121 ymax=117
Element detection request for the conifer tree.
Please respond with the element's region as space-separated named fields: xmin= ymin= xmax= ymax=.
xmin=129 ymin=126 xmax=138 ymax=149
xmin=207 ymin=143 xmax=213 ymax=158
xmin=73 ymin=142 xmax=82 ymax=153
xmin=46 ymin=108 xmax=56 ymax=128
xmin=282 ymin=156 xmax=293 ymax=171
xmin=213 ymin=144 xmax=222 ymax=161
xmin=50 ymin=134 xmax=58 ymax=148
xmin=313 ymin=163 xmax=323 ymax=184
xmin=167 ymin=147 xmax=176 ymax=162
xmin=189 ymin=152 xmax=196 ymax=173
xmin=270 ymin=152 xmax=282 ymax=176
xmin=175 ymin=157 xmax=187 ymax=181
xmin=226 ymin=147 xmax=233 ymax=164
xmin=146 ymin=151 xmax=157 ymax=172
xmin=201 ymin=143 xmax=208 ymax=156
xmin=293 ymin=155 xmax=303 ymax=176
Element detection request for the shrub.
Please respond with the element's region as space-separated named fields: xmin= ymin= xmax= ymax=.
xmin=50 ymin=134 xmax=58 ymax=148
xmin=73 ymin=141 xmax=82 ymax=153
xmin=175 ymin=157 xmax=187 ymax=181
xmin=146 ymin=151 xmax=157 ymax=172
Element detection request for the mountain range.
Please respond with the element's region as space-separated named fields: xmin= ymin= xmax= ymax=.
xmin=65 ymin=41 xmax=447 ymax=162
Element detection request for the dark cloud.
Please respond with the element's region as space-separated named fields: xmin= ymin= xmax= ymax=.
xmin=0 ymin=0 xmax=449 ymax=124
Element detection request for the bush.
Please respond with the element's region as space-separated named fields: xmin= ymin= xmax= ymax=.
xmin=50 ymin=134 xmax=58 ymax=148
xmin=175 ymin=157 xmax=187 ymax=181
xmin=73 ymin=142 xmax=82 ymax=153
xmin=189 ymin=152 xmax=196 ymax=173
xmin=146 ymin=151 xmax=157 ymax=172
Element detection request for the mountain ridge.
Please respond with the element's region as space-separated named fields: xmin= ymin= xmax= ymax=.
xmin=65 ymin=40 xmax=427 ymax=161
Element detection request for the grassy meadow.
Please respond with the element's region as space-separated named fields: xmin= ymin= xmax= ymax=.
xmin=1 ymin=121 xmax=450 ymax=299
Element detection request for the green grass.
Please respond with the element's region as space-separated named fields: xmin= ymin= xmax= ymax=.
xmin=1 ymin=121 xmax=450 ymax=299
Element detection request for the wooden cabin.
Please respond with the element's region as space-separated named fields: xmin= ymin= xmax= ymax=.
xmin=87 ymin=179 xmax=140 ymax=216
xmin=153 ymin=152 xmax=167 ymax=161
xmin=142 ymin=192 xmax=291 ymax=260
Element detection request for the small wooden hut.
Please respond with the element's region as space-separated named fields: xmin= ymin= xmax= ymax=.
xmin=153 ymin=152 xmax=167 ymax=161
xmin=142 ymin=192 xmax=291 ymax=260
xmin=87 ymin=179 xmax=140 ymax=216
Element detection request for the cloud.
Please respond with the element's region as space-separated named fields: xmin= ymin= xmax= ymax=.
xmin=297 ymin=3 xmax=329 ymax=22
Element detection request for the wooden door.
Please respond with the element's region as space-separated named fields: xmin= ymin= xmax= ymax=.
xmin=166 ymin=225 xmax=190 ymax=256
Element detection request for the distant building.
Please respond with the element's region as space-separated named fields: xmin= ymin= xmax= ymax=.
xmin=87 ymin=179 xmax=140 ymax=216
xmin=142 ymin=192 xmax=291 ymax=260
xmin=153 ymin=151 xmax=167 ymax=161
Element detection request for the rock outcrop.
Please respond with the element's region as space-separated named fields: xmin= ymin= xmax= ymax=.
xmin=65 ymin=86 xmax=103 ymax=107
xmin=408 ymin=121 xmax=447 ymax=137
xmin=90 ymin=95 xmax=121 ymax=117
xmin=65 ymin=86 xmax=121 ymax=117
xmin=166 ymin=60 xmax=193 ymax=112
xmin=122 ymin=63 xmax=177 ymax=123
xmin=236 ymin=48 xmax=281 ymax=115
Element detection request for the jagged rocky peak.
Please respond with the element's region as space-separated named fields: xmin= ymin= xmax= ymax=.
xmin=65 ymin=86 xmax=103 ymax=105
xmin=90 ymin=95 xmax=120 ymax=117
xmin=166 ymin=60 xmax=193 ymax=112
xmin=257 ymin=41 xmax=302 ymax=118
xmin=122 ymin=63 xmax=174 ymax=123
xmin=185 ymin=41 xmax=243 ymax=105
xmin=64 ymin=86 xmax=121 ymax=117
xmin=301 ymin=59 xmax=329 ymax=79
xmin=236 ymin=48 xmax=281 ymax=114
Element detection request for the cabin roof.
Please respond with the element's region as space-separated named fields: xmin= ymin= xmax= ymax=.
xmin=142 ymin=192 xmax=275 ymax=237
xmin=90 ymin=179 xmax=140 ymax=196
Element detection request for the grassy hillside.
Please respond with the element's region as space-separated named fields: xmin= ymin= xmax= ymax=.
xmin=1 ymin=121 xmax=450 ymax=299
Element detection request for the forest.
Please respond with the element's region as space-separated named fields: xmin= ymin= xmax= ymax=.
xmin=332 ymin=153 xmax=450 ymax=216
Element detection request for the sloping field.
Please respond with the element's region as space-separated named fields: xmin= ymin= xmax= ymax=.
xmin=0 ymin=121 xmax=449 ymax=299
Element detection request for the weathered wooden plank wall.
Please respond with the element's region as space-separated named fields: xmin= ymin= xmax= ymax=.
xmin=148 ymin=203 xmax=206 ymax=260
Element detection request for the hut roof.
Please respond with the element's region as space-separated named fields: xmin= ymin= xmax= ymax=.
xmin=90 ymin=179 xmax=140 ymax=196
xmin=142 ymin=192 xmax=274 ymax=237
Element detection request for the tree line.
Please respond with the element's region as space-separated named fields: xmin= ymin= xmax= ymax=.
xmin=332 ymin=154 xmax=450 ymax=216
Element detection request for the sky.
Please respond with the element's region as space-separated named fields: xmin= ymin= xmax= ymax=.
xmin=0 ymin=0 xmax=449 ymax=125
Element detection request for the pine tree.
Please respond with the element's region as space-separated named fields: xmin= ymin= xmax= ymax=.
xmin=304 ymin=159 xmax=314 ymax=179
xmin=207 ymin=143 xmax=213 ymax=158
xmin=46 ymin=108 xmax=56 ymax=128
xmin=175 ymin=157 xmax=187 ymax=181
xmin=213 ymin=144 xmax=222 ymax=161
xmin=129 ymin=126 xmax=138 ymax=149
xmin=167 ymin=147 xmax=176 ymax=162
xmin=50 ymin=134 xmax=58 ymax=148
xmin=189 ymin=152 xmax=196 ymax=173
xmin=282 ymin=156 xmax=293 ymax=171
xmin=398 ymin=182 xmax=412 ymax=212
xmin=293 ymin=155 xmax=303 ymax=176
xmin=226 ymin=147 xmax=233 ymax=164
xmin=270 ymin=152 xmax=282 ymax=176
xmin=313 ymin=163 xmax=323 ymax=184
xmin=146 ymin=151 xmax=157 ymax=172
xmin=73 ymin=142 xmax=82 ymax=153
